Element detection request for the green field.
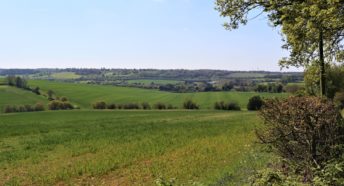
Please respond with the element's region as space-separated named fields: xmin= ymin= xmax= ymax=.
xmin=0 ymin=86 xmax=48 ymax=112
xmin=28 ymin=80 xmax=288 ymax=109
xmin=0 ymin=110 xmax=269 ymax=185
xmin=228 ymin=72 xmax=266 ymax=78
xmin=50 ymin=72 xmax=81 ymax=80
xmin=127 ymin=79 xmax=182 ymax=85
xmin=0 ymin=78 xmax=5 ymax=85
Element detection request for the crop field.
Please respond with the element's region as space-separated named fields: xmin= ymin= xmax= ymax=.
xmin=0 ymin=110 xmax=269 ymax=185
xmin=50 ymin=72 xmax=81 ymax=80
xmin=127 ymin=79 xmax=182 ymax=85
xmin=0 ymin=86 xmax=48 ymax=112
xmin=28 ymin=80 xmax=288 ymax=109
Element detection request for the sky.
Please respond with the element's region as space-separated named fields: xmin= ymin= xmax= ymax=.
xmin=0 ymin=0 xmax=301 ymax=71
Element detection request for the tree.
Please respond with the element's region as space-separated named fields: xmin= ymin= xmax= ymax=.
xmin=247 ymin=96 xmax=263 ymax=111
xmin=216 ymin=0 xmax=344 ymax=97
xmin=47 ymin=90 xmax=54 ymax=101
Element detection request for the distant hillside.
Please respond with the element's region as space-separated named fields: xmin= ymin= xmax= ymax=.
xmin=0 ymin=68 xmax=303 ymax=81
xmin=28 ymin=80 xmax=288 ymax=110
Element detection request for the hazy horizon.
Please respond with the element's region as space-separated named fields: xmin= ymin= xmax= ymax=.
xmin=0 ymin=0 xmax=302 ymax=72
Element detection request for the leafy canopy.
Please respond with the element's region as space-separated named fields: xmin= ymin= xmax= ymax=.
xmin=215 ymin=0 xmax=344 ymax=67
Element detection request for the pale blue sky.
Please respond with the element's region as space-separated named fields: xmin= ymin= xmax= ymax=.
xmin=0 ymin=0 xmax=300 ymax=71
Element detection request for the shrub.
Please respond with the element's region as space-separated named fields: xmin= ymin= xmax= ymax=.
xmin=107 ymin=103 xmax=117 ymax=109
xmin=122 ymin=103 xmax=140 ymax=109
xmin=154 ymin=102 xmax=167 ymax=110
xmin=141 ymin=102 xmax=151 ymax=110
xmin=183 ymin=100 xmax=199 ymax=110
xmin=214 ymin=101 xmax=241 ymax=110
xmin=167 ymin=104 xmax=175 ymax=109
xmin=3 ymin=103 xmax=45 ymax=113
xmin=24 ymin=104 xmax=34 ymax=112
xmin=247 ymin=96 xmax=263 ymax=111
xmin=60 ymin=97 xmax=68 ymax=102
xmin=92 ymin=101 xmax=107 ymax=109
xmin=257 ymin=96 xmax=344 ymax=181
xmin=4 ymin=105 xmax=17 ymax=113
xmin=34 ymin=103 xmax=45 ymax=111
xmin=49 ymin=101 xmax=74 ymax=110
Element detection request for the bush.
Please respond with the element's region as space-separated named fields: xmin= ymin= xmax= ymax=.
xmin=4 ymin=105 xmax=17 ymax=113
xmin=247 ymin=96 xmax=263 ymax=111
xmin=34 ymin=103 xmax=45 ymax=111
xmin=49 ymin=101 xmax=74 ymax=110
xmin=92 ymin=101 xmax=107 ymax=109
xmin=214 ymin=101 xmax=241 ymax=111
xmin=141 ymin=102 xmax=151 ymax=110
xmin=122 ymin=103 xmax=140 ymax=109
xmin=183 ymin=100 xmax=199 ymax=110
xmin=60 ymin=97 xmax=68 ymax=102
xmin=107 ymin=103 xmax=117 ymax=109
xmin=257 ymin=96 xmax=344 ymax=181
xmin=3 ymin=103 xmax=45 ymax=113
xmin=154 ymin=102 xmax=167 ymax=110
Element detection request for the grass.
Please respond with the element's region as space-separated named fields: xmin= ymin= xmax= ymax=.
xmin=0 ymin=110 xmax=269 ymax=185
xmin=0 ymin=78 xmax=5 ymax=85
xmin=28 ymin=80 xmax=288 ymax=109
xmin=127 ymin=79 xmax=182 ymax=85
xmin=50 ymin=72 xmax=81 ymax=80
xmin=0 ymin=86 xmax=48 ymax=112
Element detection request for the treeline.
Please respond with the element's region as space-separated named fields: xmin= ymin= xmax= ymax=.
xmin=5 ymin=76 xmax=41 ymax=95
xmin=93 ymin=100 xmax=200 ymax=110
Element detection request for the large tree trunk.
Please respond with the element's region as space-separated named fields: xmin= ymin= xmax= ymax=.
xmin=319 ymin=30 xmax=326 ymax=97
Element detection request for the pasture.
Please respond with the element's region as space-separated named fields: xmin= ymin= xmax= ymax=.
xmin=28 ymin=80 xmax=288 ymax=109
xmin=0 ymin=110 xmax=269 ymax=185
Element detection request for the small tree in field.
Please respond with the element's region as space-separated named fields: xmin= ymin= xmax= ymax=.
xmin=257 ymin=97 xmax=344 ymax=182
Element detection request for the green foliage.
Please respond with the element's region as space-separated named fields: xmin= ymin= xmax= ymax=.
xmin=247 ymin=96 xmax=263 ymax=111
xmin=92 ymin=101 xmax=107 ymax=109
xmin=183 ymin=100 xmax=199 ymax=110
xmin=214 ymin=101 xmax=241 ymax=111
xmin=305 ymin=64 xmax=344 ymax=98
xmin=334 ymin=91 xmax=344 ymax=109
xmin=4 ymin=103 xmax=45 ymax=113
xmin=216 ymin=0 xmax=344 ymax=96
xmin=313 ymin=155 xmax=344 ymax=186
xmin=48 ymin=101 xmax=74 ymax=110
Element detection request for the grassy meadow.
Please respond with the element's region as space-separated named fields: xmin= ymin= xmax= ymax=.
xmin=50 ymin=72 xmax=81 ymax=80
xmin=28 ymin=80 xmax=288 ymax=110
xmin=0 ymin=110 xmax=269 ymax=185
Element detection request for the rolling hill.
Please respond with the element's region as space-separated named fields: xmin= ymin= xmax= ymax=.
xmin=28 ymin=80 xmax=288 ymax=109
xmin=0 ymin=85 xmax=48 ymax=112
